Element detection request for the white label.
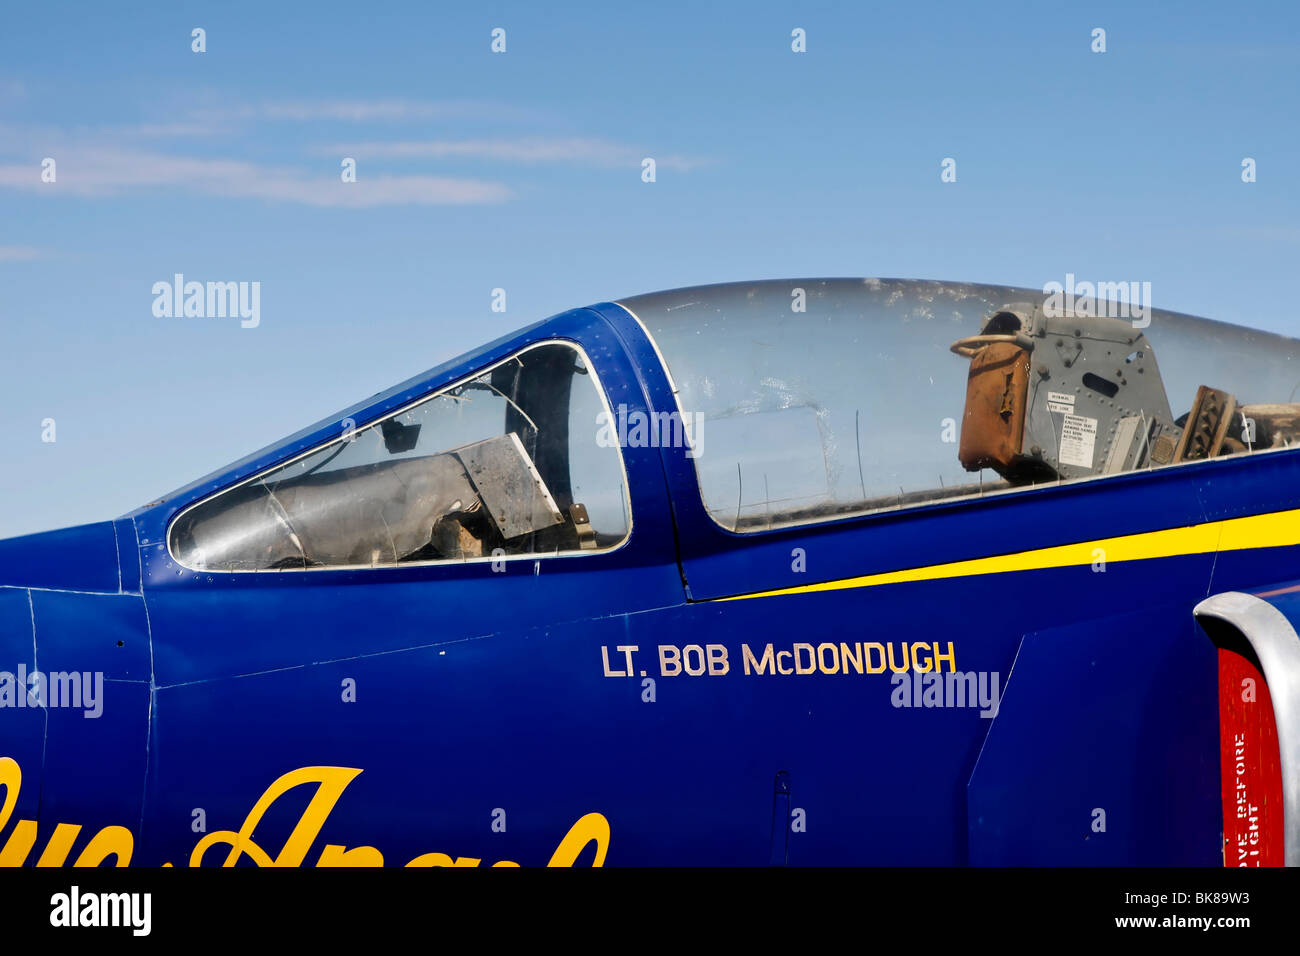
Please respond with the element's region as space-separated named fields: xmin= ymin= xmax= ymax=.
xmin=1046 ymin=390 xmax=1075 ymax=415
xmin=1059 ymin=414 xmax=1098 ymax=469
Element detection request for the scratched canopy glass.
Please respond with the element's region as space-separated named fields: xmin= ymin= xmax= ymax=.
xmin=169 ymin=342 xmax=630 ymax=570
xmin=619 ymin=279 xmax=1300 ymax=533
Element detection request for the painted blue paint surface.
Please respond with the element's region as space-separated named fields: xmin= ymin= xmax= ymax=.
xmin=969 ymin=608 xmax=1220 ymax=865
xmin=0 ymin=588 xmax=43 ymax=827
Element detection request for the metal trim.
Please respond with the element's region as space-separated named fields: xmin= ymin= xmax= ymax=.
xmin=1194 ymin=590 xmax=1300 ymax=866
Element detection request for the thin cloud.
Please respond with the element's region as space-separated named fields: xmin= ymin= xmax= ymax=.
xmin=125 ymin=122 xmax=230 ymax=139
xmin=0 ymin=98 xmax=700 ymax=206
xmin=0 ymin=119 xmax=224 ymax=146
xmin=321 ymin=136 xmax=707 ymax=171
xmin=186 ymin=98 xmax=542 ymax=126
xmin=0 ymin=147 xmax=510 ymax=206
xmin=0 ymin=245 xmax=39 ymax=261
xmin=264 ymin=100 xmax=460 ymax=121
xmin=0 ymin=98 xmax=547 ymax=146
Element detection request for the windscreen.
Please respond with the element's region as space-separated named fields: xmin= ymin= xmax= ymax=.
xmin=169 ymin=341 xmax=631 ymax=570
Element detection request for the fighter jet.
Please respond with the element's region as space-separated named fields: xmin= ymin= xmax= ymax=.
xmin=1 ymin=278 xmax=1295 ymax=866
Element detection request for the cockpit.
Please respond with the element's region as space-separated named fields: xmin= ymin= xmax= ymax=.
xmin=167 ymin=279 xmax=1300 ymax=568
xmin=619 ymin=278 xmax=1300 ymax=532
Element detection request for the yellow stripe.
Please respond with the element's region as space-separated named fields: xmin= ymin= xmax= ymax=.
xmin=721 ymin=507 xmax=1300 ymax=602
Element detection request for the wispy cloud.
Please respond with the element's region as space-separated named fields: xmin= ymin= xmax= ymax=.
xmin=0 ymin=97 xmax=708 ymax=207
xmin=261 ymin=100 xmax=475 ymax=122
xmin=0 ymin=148 xmax=510 ymax=206
xmin=124 ymin=122 xmax=231 ymax=139
xmin=185 ymin=98 xmax=543 ymax=127
xmin=318 ymin=136 xmax=707 ymax=171
xmin=0 ymin=245 xmax=39 ymax=261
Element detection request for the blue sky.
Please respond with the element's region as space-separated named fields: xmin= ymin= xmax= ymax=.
xmin=1 ymin=0 xmax=1297 ymax=539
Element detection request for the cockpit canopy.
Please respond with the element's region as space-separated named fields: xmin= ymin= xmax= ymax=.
xmin=619 ymin=278 xmax=1300 ymax=532
xmin=165 ymin=277 xmax=1300 ymax=568
xmin=169 ymin=341 xmax=631 ymax=571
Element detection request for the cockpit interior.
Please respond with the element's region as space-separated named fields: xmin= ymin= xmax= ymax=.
xmin=950 ymin=302 xmax=1300 ymax=487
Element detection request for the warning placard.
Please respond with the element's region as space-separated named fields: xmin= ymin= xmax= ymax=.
xmin=1047 ymin=390 xmax=1075 ymax=415
xmin=1059 ymin=414 xmax=1097 ymax=468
